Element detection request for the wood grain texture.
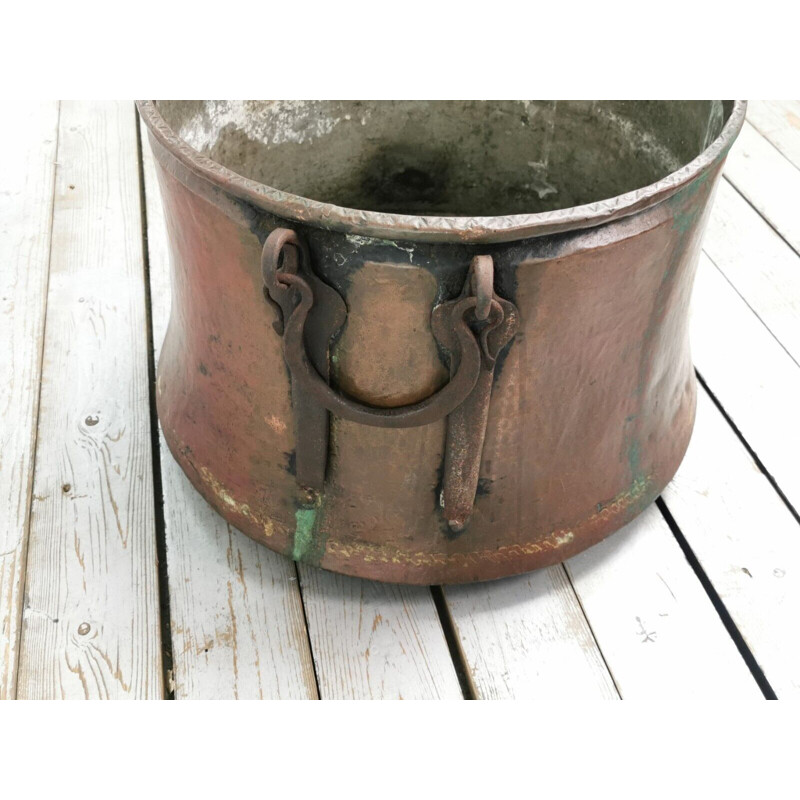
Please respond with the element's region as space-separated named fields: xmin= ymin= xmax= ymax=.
xmin=691 ymin=255 xmax=800 ymax=513
xmin=16 ymin=102 xmax=162 ymax=699
xmin=565 ymin=504 xmax=761 ymax=698
xmin=158 ymin=489 xmax=317 ymax=699
xmin=746 ymin=100 xmax=800 ymax=171
xmin=664 ymin=390 xmax=800 ymax=696
xmin=703 ymin=179 xmax=800 ymax=366
xmin=0 ymin=102 xmax=59 ymax=698
xmin=140 ymin=116 xmax=317 ymax=699
xmin=298 ymin=566 xmax=462 ymax=699
xmin=445 ymin=566 xmax=619 ymax=699
xmin=724 ymin=120 xmax=800 ymax=255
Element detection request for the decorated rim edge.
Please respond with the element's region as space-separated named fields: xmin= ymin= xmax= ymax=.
xmin=137 ymin=100 xmax=747 ymax=244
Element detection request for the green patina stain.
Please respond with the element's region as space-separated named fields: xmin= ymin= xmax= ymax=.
xmin=623 ymin=423 xmax=646 ymax=511
xmin=669 ymin=172 xmax=710 ymax=234
xmin=672 ymin=208 xmax=698 ymax=235
xmin=291 ymin=495 xmax=328 ymax=565
xmin=292 ymin=508 xmax=318 ymax=562
xmin=676 ymin=170 xmax=709 ymax=201
xmin=624 ymin=440 xmax=654 ymax=516
xmin=628 ymin=439 xmax=642 ymax=478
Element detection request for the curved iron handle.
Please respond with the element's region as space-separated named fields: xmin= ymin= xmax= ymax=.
xmin=275 ymin=270 xmax=494 ymax=428
xmin=262 ymin=227 xmax=519 ymax=528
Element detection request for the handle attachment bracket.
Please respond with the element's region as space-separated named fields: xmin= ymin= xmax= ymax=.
xmin=262 ymin=227 xmax=519 ymax=528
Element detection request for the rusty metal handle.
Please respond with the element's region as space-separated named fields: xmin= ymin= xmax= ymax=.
xmin=262 ymin=227 xmax=520 ymax=524
xmin=275 ymin=270 xmax=484 ymax=428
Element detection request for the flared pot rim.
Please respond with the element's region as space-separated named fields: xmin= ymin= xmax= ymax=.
xmin=137 ymin=99 xmax=747 ymax=244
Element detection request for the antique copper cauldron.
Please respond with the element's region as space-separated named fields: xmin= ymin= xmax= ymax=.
xmin=138 ymin=100 xmax=746 ymax=584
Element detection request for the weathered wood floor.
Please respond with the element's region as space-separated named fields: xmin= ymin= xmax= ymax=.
xmin=2 ymin=101 xmax=799 ymax=699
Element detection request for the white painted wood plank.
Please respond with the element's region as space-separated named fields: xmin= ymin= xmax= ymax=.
xmin=16 ymin=102 xmax=162 ymax=699
xmin=565 ymin=503 xmax=761 ymax=698
xmin=0 ymin=102 xmax=59 ymax=699
xmin=140 ymin=116 xmax=317 ymax=699
xmin=445 ymin=566 xmax=619 ymax=700
xmin=298 ymin=566 xmax=462 ymax=699
xmin=663 ymin=390 xmax=800 ymax=696
xmin=157 ymin=480 xmax=317 ymax=699
xmin=703 ymin=179 xmax=800 ymax=366
xmin=724 ymin=120 xmax=800 ymax=254
xmin=691 ymin=255 xmax=800 ymax=513
xmin=746 ymin=100 xmax=800 ymax=171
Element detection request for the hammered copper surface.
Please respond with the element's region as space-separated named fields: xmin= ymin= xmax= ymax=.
xmin=141 ymin=100 xmax=745 ymax=583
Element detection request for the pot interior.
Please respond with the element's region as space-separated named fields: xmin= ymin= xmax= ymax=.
xmin=157 ymin=100 xmax=732 ymax=217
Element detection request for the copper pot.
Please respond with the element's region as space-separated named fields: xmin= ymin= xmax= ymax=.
xmin=138 ymin=100 xmax=746 ymax=584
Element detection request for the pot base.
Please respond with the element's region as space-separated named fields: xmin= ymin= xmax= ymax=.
xmin=159 ymin=383 xmax=695 ymax=585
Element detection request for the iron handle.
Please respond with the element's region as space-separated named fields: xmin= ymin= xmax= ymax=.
xmin=276 ymin=269 xmax=487 ymax=428
xmin=262 ymin=227 xmax=519 ymax=528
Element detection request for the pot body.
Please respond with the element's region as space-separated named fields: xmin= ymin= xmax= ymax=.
xmin=144 ymin=105 xmax=738 ymax=584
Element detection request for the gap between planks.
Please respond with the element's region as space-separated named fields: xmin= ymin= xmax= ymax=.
xmin=746 ymin=100 xmax=800 ymax=171
xmin=724 ymin=114 xmax=800 ymax=258
xmin=135 ymin=108 xmax=176 ymax=699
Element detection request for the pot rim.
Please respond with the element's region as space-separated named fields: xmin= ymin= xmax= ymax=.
xmin=137 ymin=100 xmax=747 ymax=244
